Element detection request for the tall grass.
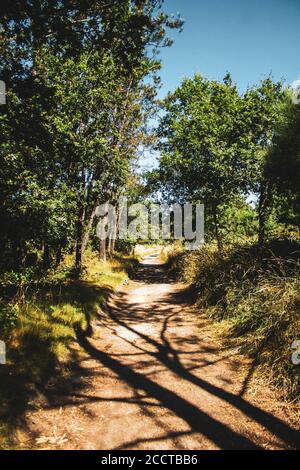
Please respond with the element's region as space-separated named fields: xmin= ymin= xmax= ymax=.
xmin=166 ymin=239 xmax=300 ymax=399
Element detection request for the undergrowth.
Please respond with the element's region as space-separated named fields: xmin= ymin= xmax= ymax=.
xmin=0 ymin=250 xmax=137 ymax=448
xmin=166 ymin=238 xmax=300 ymax=400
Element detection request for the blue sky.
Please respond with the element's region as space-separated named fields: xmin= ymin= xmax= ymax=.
xmin=141 ymin=0 xmax=300 ymax=170
xmin=159 ymin=0 xmax=300 ymax=97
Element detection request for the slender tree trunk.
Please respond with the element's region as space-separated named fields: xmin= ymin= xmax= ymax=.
xmin=55 ymin=246 xmax=62 ymax=266
xmin=99 ymin=239 xmax=106 ymax=261
xmin=213 ymin=206 xmax=223 ymax=256
xmin=43 ymin=243 xmax=51 ymax=269
xmin=107 ymin=235 xmax=112 ymax=256
xmin=258 ymin=181 xmax=271 ymax=249
xmin=98 ymin=201 xmax=109 ymax=261
xmin=81 ymin=200 xmax=98 ymax=256
xmin=75 ymin=203 xmax=85 ymax=270
xmin=75 ymin=168 xmax=87 ymax=271
xmin=110 ymin=236 xmax=116 ymax=254
xmin=107 ymin=205 xmax=119 ymax=256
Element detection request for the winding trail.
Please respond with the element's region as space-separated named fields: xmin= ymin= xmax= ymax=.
xmin=26 ymin=254 xmax=299 ymax=450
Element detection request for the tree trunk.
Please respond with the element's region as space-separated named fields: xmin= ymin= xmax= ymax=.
xmin=75 ymin=203 xmax=85 ymax=270
xmin=99 ymin=238 xmax=106 ymax=261
xmin=43 ymin=243 xmax=51 ymax=269
xmin=81 ymin=201 xmax=98 ymax=256
xmin=107 ymin=234 xmax=112 ymax=256
xmin=258 ymin=181 xmax=271 ymax=249
xmin=110 ymin=236 xmax=116 ymax=254
xmin=55 ymin=246 xmax=62 ymax=266
xmin=98 ymin=201 xmax=110 ymax=261
xmin=75 ymin=167 xmax=88 ymax=271
xmin=213 ymin=206 xmax=223 ymax=256
xmin=107 ymin=205 xmax=119 ymax=257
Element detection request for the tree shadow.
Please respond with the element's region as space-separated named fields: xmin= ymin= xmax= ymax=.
xmin=76 ymin=328 xmax=260 ymax=450
xmin=74 ymin=259 xmax=300 ymax=450
xmin=5 ymin=256 xmax=298 ymax=450
xmin=0 ymin=280 xmax=113 ymax=448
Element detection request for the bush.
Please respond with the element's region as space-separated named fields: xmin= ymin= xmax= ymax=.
xmin=0 ymin=302 xmax=18 ymax=335
xmin=168 ymin=239 xmax=300 ymax=399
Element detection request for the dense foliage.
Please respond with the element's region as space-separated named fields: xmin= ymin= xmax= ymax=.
xmin=151 ymin=74 xmax=298 ymax=251
xmin=0 ymin=0 xmax=182 ymax=271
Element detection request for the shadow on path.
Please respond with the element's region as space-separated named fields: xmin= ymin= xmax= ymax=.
xmin=77 ymin=330 xmax=260 ymax=450
xmin=75 ymin=256 xmax=299 ymax=450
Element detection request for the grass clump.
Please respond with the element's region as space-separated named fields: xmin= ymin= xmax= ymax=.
xmin=167 ymin=238 xmax=300 ymax=399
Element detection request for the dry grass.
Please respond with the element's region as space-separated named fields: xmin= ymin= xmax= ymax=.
xmin=165 ymin=239 xmax=300 ymax=400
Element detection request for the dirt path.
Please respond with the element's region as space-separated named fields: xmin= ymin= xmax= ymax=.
xmin=25 ymin=254 xmax=299 ymax=450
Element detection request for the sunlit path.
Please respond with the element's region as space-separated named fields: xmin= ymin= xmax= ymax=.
xmin=25 ymin=255 xmax=299 ymax=450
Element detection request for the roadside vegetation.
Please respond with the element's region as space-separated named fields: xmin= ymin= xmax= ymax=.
xmin=0 ymin=250 xmax=138 ymax=449
xmin=163 ymin=238 xmax=300 ymax=400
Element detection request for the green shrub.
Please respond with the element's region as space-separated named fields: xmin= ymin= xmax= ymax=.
xmin=0 ymin=302 xmax=18 ymax=335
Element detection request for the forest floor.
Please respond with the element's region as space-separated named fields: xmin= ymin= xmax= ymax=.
xmin=21 ymin=254 xmax=299 ymax=450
